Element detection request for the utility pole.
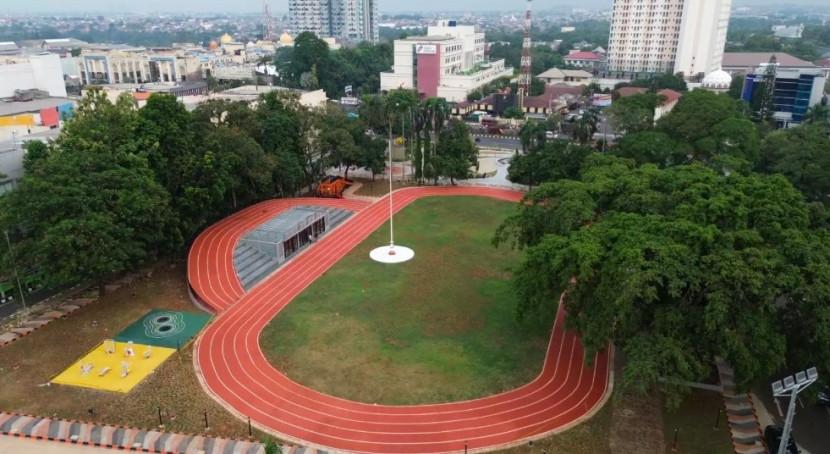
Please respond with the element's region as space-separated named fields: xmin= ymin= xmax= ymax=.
xmin=771 ymin=367 xmax=818 ymax=454
xmin=3 ymin=229 xmax=25 ymax=309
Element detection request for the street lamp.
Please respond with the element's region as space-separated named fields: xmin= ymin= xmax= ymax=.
xmin=771 ymin=367 xmax=818 ymax=454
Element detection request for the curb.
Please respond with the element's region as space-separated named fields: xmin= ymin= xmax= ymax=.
xmin=472 ymin=134 xmax=520 ymax=140
xmin=0 ymin=411 xmax=266 ymax=454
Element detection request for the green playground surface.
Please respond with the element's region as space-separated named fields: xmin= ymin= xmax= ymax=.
xmin=114 ymin=309 xmax=211 ymax=349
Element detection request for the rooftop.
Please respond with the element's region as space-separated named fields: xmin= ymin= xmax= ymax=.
xmin=402 ymin=35 xmax=456 ymax=42
xmin=219 ymin=85 xmax=305 ymax=96
xmin=564 ymin=51 xmax=604 ymax=60
xmin=537 ymin=68 xmax=594 ymax=79
xmin=657 ymin=89 xmax=683 ymax=105
xmin=0 ymin=98 xmax=74 ymax=117
xmin=722 ymin=52 xmax=815 ymax=68
xmin=617 ymin=87 xmax=648 ymax=97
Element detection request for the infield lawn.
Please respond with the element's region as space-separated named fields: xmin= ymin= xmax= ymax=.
xmin=260 ymin=196 xmax=552 ymax=405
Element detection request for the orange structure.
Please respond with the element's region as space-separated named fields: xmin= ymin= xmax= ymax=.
xmin=316 ymin=175 xmax=353 ymax=198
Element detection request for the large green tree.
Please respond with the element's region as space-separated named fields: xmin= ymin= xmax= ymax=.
xmin=605 ymin=93 xmax=665 ymax=134
xmin=759 ymin=124 xmax=830 ymax=205
xmin=0 ymin=90 xmax=176 ymax=292
xmin=434 ymin=120 xmax=478 ymax=185
xmin=496 ymin=154 xmax=830 ymax=397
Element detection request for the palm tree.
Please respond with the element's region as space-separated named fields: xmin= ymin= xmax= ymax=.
xmin=573 ymin=110 xmax=599 ymax=144
xmin=519 ymin=121 xmax=546 ymax=152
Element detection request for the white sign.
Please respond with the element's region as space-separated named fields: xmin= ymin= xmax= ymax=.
xmin=416 ymin=44 xmax=438 ymax=55
xmin=340 ymin=97 xmax=359 ymax=106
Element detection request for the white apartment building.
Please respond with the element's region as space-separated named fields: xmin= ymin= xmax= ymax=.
xmin=380 ymin=21 xmax=510 ymax=102
xmin=607 ymin=0 xmax=733 ymax=77
xmin=288 ymin=0 xmax=378 ymax=43
xmin=0 ymin=53 xmax=67 ymax=98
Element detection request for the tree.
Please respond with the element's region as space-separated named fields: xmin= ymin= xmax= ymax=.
xmin=728 ymin=74 xmax=745 ymax=99
xmin=759 ymin=124 xmax=830 ymax=205
xmin=627 ymin=73 xmax=688 ymax=92
xmin=434 ymin=120 xmax=478 ymax=185
xmin=604 ymin=93 xmax=664 ymax=134
xmin=0 ymin=90 xmax=176 ymax=293
xmin=495 ymin=154 xmax=830 ymax=398
xmin=572 ymin=110 xmax=599 ymax=144
xmin=657 ymin=90 xmax=742 ymax=149
xmin=502 ymin=106 xmax=525 ymax=119
xmin=755 ymin=55 xmax=777 ymax=123
xmin=803 ymin=104 xmax=829 ymax=129
xmin=613 ymin=131 xmax=692 ymax=168
xmin=518 ymin=120 xmax=546 ymax=152
xmin=508 ymin=141 xmax=595 ymax=187
xmin=22 ymin=140 xmax=50 ymax=174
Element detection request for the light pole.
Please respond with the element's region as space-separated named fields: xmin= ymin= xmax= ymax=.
xmin=3 ymin=229 xmax=26 ymax=309
xmin=771 ymin=367 xmax=818 ymax=454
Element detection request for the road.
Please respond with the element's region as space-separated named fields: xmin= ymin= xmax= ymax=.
xmin=0 ymin=436 xmax=119 ymax=453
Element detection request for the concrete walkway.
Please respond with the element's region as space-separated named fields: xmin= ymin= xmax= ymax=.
xmin=0 ymin=435 xmax=122 ymax=453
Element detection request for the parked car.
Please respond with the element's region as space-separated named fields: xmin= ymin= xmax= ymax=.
xmin=764 ymin=425 xmax=799 ymax=454
xmin=487 ymin=126 xmax=503 ymax=135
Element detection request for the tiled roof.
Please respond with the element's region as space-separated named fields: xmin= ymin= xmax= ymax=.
xmin=564 ymin=51 xmax=604 ymax=60
xmin=617 ymin=87 xmax=647 ymax=97
xmin=657 ymin=89 xmax=683 ymax=105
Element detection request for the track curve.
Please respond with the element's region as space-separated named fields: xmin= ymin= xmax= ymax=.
xmin=190 ymin=187 xmax=611 ymax=453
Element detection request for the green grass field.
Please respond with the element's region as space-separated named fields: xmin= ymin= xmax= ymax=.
xmin=260 ymin=196 xmax=552 ymax=405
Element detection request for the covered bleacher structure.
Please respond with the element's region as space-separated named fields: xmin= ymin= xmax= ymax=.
xmin=233 ymin=206 xmax=353 ymax=290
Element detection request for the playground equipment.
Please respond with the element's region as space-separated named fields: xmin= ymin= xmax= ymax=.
xmin=316 ymin=175 xmax=353 ymax=198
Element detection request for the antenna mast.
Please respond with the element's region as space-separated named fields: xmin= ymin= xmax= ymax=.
xmin=519 ymin=0 xmax=533 ymax=106
xmin=263 ymin=2 xmax=273 ymax=41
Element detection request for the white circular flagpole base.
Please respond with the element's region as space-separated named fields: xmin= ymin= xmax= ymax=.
xmin=370 ymin=245 xmax=414 ymax=264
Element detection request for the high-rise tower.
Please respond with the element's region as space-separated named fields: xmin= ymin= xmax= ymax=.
xmin=607 ymin=0 xmax=732 ymax=78
xmin=288 ymin=0 xmax=378 ymax=43
xmin=518 ymin=0 xmax=533 ymax=101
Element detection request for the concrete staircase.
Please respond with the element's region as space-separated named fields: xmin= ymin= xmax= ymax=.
xmin=716 ymin=357 xmax=768 ymax=454
xmin=233 ymin=207 xmax=354 ymax=290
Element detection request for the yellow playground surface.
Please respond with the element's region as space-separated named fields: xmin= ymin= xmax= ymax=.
xmin=52 ymin=341 xmax=176 ymax=393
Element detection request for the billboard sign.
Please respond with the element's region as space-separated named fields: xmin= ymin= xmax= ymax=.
xmin=340 ymin=97 xmax=360 ymax=106
xmin=592 ymin=94 xmax=613 ymax=107
xmin=416 ymin=44 xmax=438 ymax=54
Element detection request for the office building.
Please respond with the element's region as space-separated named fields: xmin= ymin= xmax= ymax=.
xmin=741 ymin=65 xmax=826 ymax=128
xmin=380 ymin=20 xmax=511 ymax=102
xmin=288 ymin=0 xmax=378 ymax=43
xmin=607 ymin=0 xmax=732 ymax=78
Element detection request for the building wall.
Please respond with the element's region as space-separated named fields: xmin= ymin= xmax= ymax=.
xmin=0 ymin=54 xmax=67 ymax=98
xmin=417 ymin=47 xmax=441 ymax=98
xmin=741 ymin=67 xmax=826 ymax=127
xmin=674 ymin=0 xmax=732 ymax=77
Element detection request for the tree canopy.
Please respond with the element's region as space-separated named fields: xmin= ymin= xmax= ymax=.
xmin=495 ymin=154 xmax=830 ymax=397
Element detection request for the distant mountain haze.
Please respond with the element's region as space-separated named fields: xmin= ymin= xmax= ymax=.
xmin=9 ymin=0 xmax=828 ymax=14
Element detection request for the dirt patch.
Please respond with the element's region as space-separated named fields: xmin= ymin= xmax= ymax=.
xmin=0 ymin=264 xmax=268 ymax=440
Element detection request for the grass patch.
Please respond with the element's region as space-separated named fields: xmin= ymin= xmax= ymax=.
xmin=0 ymin=265 xmax=267 ymax=440
xmin=261 ymin=196 xmax=551 ymax=405
xmin=352 ymin=177 xmax=416 ymax=197
xmin=662 ymin=389 xmax=733 ymax=454
xmin=496 ymin=401 xmax=613 ymax=454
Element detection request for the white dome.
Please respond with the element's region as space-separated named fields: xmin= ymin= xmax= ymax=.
xmin=702 ymin=69 xmax=732 ymax=89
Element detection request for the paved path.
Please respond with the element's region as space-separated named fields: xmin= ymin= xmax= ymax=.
xmin=0 ymin=435 xmax=121 ymax=453
xmin=0 ymin=412 xmax=266 ymax=454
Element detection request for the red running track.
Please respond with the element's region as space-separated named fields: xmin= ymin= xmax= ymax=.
xmin=189 ymin=187 xmax=612 ymax=453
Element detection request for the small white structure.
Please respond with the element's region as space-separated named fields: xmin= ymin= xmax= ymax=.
xmin=701 ymin=68 xmax=732 ymax=92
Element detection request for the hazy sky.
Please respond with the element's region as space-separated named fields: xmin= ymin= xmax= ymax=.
xmin=9 ymin=0 xmax=826 ymax=14
xmin=15 ymin=0 xmax=609 ymax=14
